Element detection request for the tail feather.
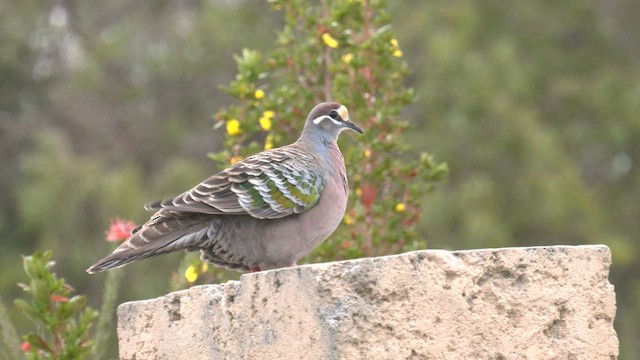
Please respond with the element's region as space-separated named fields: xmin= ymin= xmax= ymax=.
xmin=87 ymin=211 xmax=217 ymax=273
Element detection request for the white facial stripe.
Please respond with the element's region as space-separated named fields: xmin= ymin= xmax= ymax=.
xmin=312 ymin=115 xmax=342 ymax=126
xmin=337 ymin=105 xmax=349 ymax=120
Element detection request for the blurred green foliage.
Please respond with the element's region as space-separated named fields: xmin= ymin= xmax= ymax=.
xmin=13 ymin=251 xmax=98 ymax=359
xmin=1 ymin=0 xmax=639 ymax=358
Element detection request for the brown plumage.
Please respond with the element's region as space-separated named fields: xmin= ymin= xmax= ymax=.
xmin=87 ymin=102 xmax=363 ymax=274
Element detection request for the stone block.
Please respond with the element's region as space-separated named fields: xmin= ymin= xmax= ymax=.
xmin=117 ymin=245 xmax=618 ymax=359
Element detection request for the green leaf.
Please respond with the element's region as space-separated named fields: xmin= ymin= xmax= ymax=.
xmin=22 ymin=255 xmax=35 ymax=279
xmin=31 ymin=279 xmax=51 ymax=306
xmin=67 ymin=295 xmax=87 ymax=315
xmin=13 ymin=299 xmax=38 ymax=320
xmin=25 ymin=334 xmax=51 ymax=353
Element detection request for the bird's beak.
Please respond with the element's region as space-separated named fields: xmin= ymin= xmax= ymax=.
xmin=345 ymin=119 xmax=364 ymax=134
xmin=337 ymin=105 xmax=363 ymax=134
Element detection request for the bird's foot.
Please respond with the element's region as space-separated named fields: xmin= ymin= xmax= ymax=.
xmin=250 ymin=266 xmax=261 ymax=272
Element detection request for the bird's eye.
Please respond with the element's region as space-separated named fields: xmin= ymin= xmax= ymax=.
xmin=328 ymin=110 xmax=340 ymax=120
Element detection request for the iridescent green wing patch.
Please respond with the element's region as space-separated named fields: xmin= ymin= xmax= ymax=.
xmin=232 ymin=156 xmax=325 ymax=219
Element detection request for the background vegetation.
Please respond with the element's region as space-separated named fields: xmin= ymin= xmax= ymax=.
xmin=1 ymin=0 xmax=638 ymax=358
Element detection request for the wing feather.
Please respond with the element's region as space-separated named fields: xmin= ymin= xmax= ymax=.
xmin=145 ymin=146 xmax=325 ymax=219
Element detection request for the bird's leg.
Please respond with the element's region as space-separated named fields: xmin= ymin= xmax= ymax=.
xmin=250 ymin=266 xmax=261 ymax=272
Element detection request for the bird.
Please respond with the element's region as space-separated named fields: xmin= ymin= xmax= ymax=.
xmin=87 ymin=102 xmax=363 ymax=274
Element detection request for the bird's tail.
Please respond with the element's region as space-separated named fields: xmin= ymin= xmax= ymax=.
xmin=86 ymin=211 xmax=217 ymax=274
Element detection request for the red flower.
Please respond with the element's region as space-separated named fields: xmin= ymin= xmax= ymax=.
xmin=21 ymin=341 xmax=31 ymax=352
xmin=50 ymin=294 xmax=69 ymax=303
xmin=105 ymin=217 xmax=137 ymax=243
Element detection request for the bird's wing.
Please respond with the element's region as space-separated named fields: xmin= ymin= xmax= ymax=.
xmin=145 ymin=147 xmax=325 ymax=219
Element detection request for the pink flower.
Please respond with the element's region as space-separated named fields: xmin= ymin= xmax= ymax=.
xmin=21 ymin=341 xmax=31 ymax=352
xmin=105 ymin=217 xmax=137 ymax=243
xmin=50 ymin=294 xmax=69 ymax=303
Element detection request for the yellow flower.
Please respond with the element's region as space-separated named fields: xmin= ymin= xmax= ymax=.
xmin=226 ymin=119 xmax=242 ymax=136
xmin=254 ymin=89 xmax=265 ymax=99
xmin=185 ymin=265 xmax=198 ymax=283
xmin=395 ymin=202 xmax=407 ymax=213
xmin=355 ymin=187 xmax=362 ymax=197
xmin=200 ymin=262 xmax=209 ymax=273
xmin=230 ymin=156 xmax=244 ymax=165
xmin=264 ymin=134 xmax=274 ymax=150
xmin=364 ymin=149 xmax=372 ymax=158
xmin=263 ymin=110 xmax=275 ymax=119
xmin=390 ymin=38 xmax=403 ymax=57
xmin=259 ymin=116 xmax=272 ymax=131
xmin=343 ymin=213 xmax=355 ymax=225
xmin=342 ymin=53 xmax=354 ymax=64
xmin=322 ymin=33 xmax=339 ymax=48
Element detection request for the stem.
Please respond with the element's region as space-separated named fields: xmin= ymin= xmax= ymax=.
xmin=91 ymin=269 xmax=124 ymax=360
xmin=321 ymin=0 xmax=332 ymax=100
xmin=323 ymin=48 xmax=332 ymax=100
xmin=362 ymin=0 xmax=378 ymax=106
xmin=0 ymin=298 xmax=21 ymax=360
xmin=361 ymin=0 xmax=377 ymax=257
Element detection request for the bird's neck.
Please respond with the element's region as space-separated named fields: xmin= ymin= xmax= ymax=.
xmin=297 ymin=135 xmax=348 ymax=191
xmin=297 ymin=132 xmax=339 ymax=159
xmin=326 ymin=141 xmax=348 ymax=194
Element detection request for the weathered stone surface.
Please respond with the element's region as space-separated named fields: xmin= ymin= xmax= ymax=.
xmin=117 ymin=245 xmax=618 ymax=360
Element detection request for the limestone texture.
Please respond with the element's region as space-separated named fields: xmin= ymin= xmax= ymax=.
xmin=117 ymin=245 xmax=618 ymax=359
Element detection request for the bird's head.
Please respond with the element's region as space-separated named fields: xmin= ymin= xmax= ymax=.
xmin=302 ymin=102 xmax=364 ymax=141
